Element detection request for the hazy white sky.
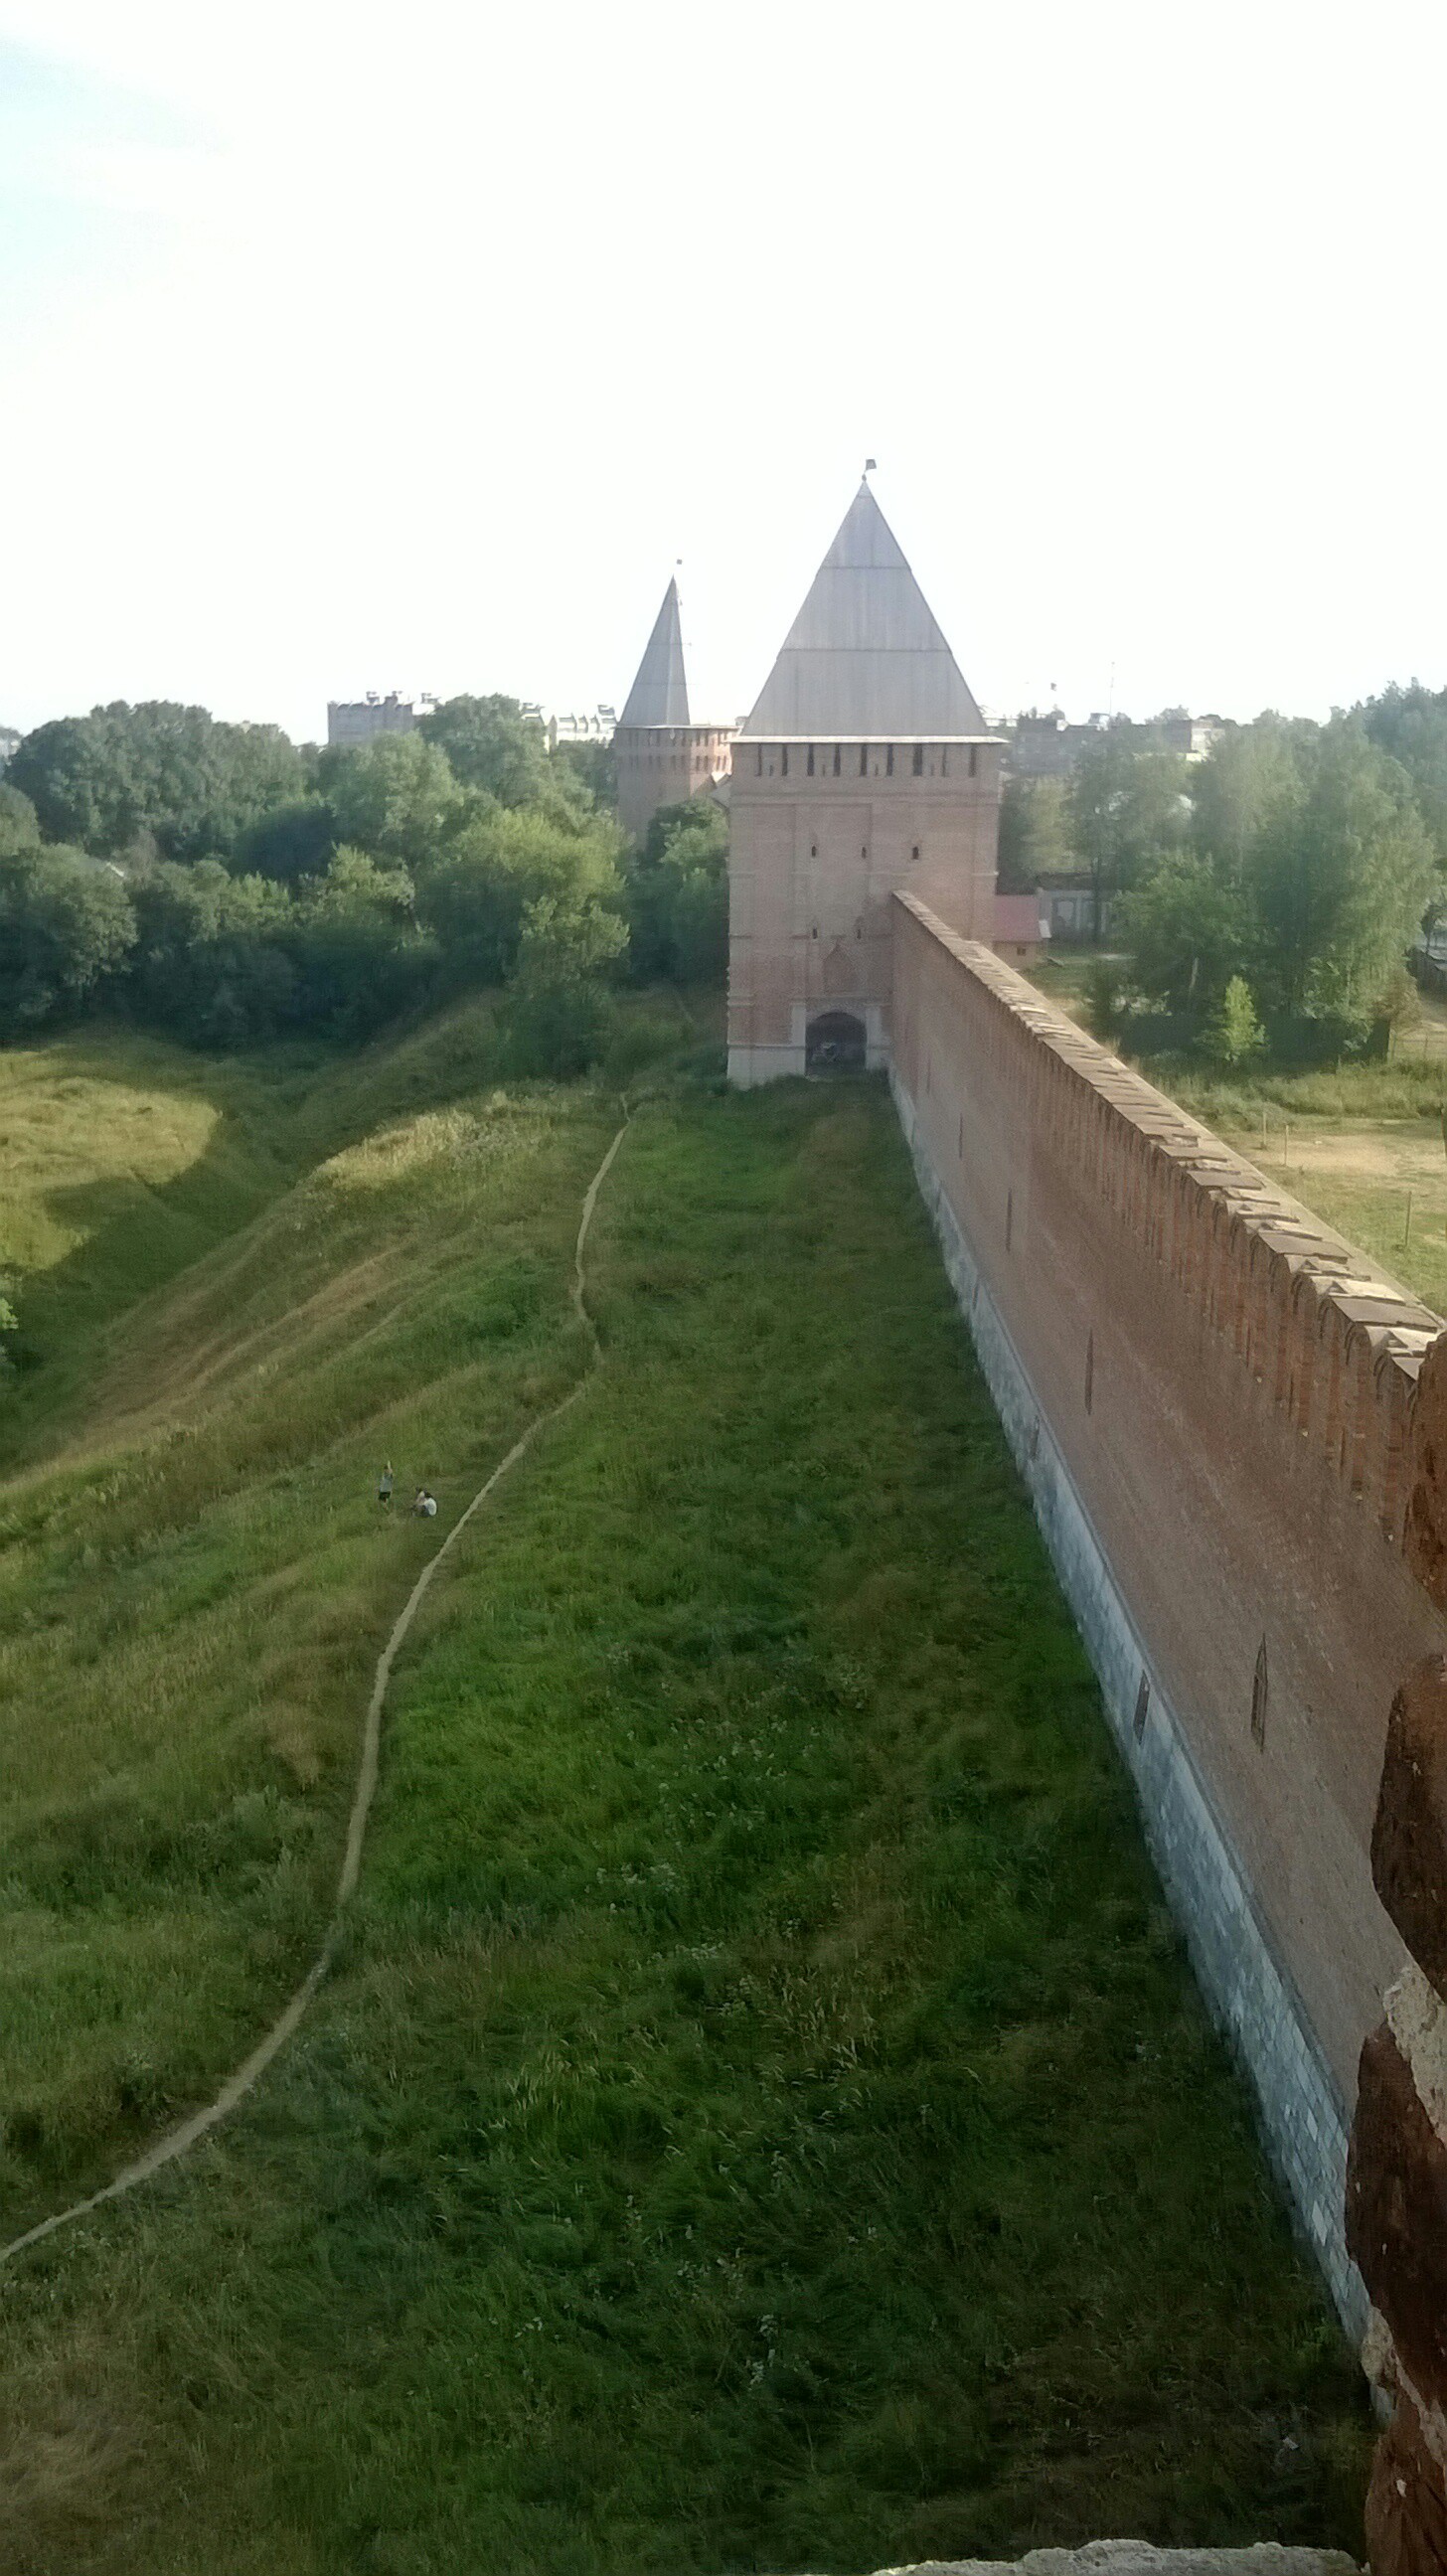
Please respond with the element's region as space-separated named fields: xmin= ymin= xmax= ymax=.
xmin=1 ymin=0 xmax=1443 ymax=744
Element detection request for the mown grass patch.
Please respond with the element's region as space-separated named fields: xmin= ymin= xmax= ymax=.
xmin=0 ymin=1064 xmax=1369 ymax=2574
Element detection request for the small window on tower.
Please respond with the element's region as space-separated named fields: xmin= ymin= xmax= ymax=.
xmin=833 ymin=744 xmax=842 ymax=776
xmin=755 ymin=747 xmax=762 ymax=777
xmin=912 ymin=743 xmax=924 ymax=775
xmin=911 ymin=844 xmax=920 ymax=861
xmin=885 ymin=744 xmax=894 ymax=777
xmin=941 ymin=747 xmax=949 ymax=776
xmin=859 ymin=744 xmax=869 ymax=776
xmin=781 ymin=745 xmax=789 ymax=778
xmin=806 ymin=745 xmax=815 ymax=776
xmin=969 ymin=745 xmax=979 ymax=777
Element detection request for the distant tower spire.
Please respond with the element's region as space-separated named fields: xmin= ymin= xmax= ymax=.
xmin=619 ymin=577 xmax=691 ymax=728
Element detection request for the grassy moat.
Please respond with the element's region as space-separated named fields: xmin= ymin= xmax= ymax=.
xmin=0 ymin=1019 xmax=1369 ymax=2573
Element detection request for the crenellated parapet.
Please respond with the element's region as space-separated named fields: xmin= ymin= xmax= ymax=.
xmin=892 ymin=892 xmax=1443 ymax=1545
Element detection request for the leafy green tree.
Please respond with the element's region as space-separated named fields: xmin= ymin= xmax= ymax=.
xmin=1250 ymin=718 xmax=1433 ymax=1023
xmin=1204 ymin=975 xmax=1265 ymax=1066
xmin=1191 ymin=717 xmax=1306 ymax=872
xmin=0 ymin=784 xmax=40 ymax=859
xmin=997 ymin=777 xmax=1070 ymax=892
xmin=233 ymin=796 xmax=335 ymax=884
xmin=127 ymin=860 xmax=295 ymax=1044
xmin=1115 ymin=854 xmax=1247 ymax=1013
xmin=1362 ymin=683 xmax=1447 ymax=870
xmin=1070 ymin=736 xmax=1189 ymax=935
xmin=8 ymin=704 xmax=304 ymax=861
xmin=553 ymin=736 xmax=617 ymax=812
xmin=0 ymin=846 xmax=137 ymax=1024
xmin=417 ymin=697 xmax=551 ymax=808
xmin=285 ymin=850 xmax=427 ymax=1036
xmin=624 ymin=800 xmax=729 ymax=983
xmin=318 ymin=733 xmax=464 ymax=869
xmin=415 ymin=804 xmax=624 ymax=988
xmin=498 ymin=889 xmax=628 ymax=1077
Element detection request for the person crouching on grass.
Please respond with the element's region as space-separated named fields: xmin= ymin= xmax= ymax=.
xmin=411 ymin=1488 xmax=438 ymax=1519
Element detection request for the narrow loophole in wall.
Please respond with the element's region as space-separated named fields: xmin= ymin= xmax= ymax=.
xmin=1084 ymin=1330 xmax=1094 ymax=1415
xmin=1006 ymin=1189 xmax=1013 ymax=1250
xmin=957 ymin=1113 xmax=964 ymax=1159
xmin=1133 ymin=1671 xmax=1151 ymax=1741
xmin=1251 ymin=1638 xmax=1269 ymax=1748
xmin=833 ymin=744 xmax=842 ymax=776
xmin=806 ymin=745 xmax=815 ymax=776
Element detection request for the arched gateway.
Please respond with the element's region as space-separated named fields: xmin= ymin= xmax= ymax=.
xmin=805 ymin=1010 xmax=867 ymax=1072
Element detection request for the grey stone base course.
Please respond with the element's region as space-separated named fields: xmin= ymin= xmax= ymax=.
xmin=773 ymin=2545 xmax=1361 ymax=2576
xmin=892 ymin=1074 xmax=1366 ymax=2337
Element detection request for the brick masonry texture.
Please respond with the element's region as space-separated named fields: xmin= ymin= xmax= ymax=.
xmin=1347 ymin=2023 xmax=1447 ymax=2406
xmin=1373 ymin=1656 xmax=1447 ymax=1998
xmin=888 ymin=895 xmax=1447 ymax=2333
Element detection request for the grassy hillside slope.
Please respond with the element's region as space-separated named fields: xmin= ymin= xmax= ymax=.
xmin=0 ymin=1006 xmax=620 ymax=2223
xmin=0 ymin=1032 xmax=1370 ymax=2572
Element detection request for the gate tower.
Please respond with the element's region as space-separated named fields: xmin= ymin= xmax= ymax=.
xmin=726 ymin=479 xmax=1002 ymax=1087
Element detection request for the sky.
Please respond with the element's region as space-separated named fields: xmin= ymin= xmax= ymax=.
xmin=1 ymin=0 xmax=1444 ymax=745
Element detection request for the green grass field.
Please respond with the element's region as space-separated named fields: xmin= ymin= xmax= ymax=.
xmin=0 ymin=1018 xmax=1370 ymax=2572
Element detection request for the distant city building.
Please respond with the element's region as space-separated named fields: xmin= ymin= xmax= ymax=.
xmin=326 ymin=692 xmax=434 ymax=750
xmin=1006 ymin=705 xmax=1230 ymax=779
xmin=613 ymin=579 xmax=734 ymax=842
xmin=0 ymin=724 xmax=21 ymax=771
xmin=528 ymin=705 xmax=617 ymax=751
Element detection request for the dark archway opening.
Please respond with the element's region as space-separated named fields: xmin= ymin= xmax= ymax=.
xmin=806 ymin=1010 xmax=867 ymax=1073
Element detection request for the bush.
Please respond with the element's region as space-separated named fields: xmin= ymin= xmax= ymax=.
xmin=1084 ymin=957 xmax=1127 ymax=1040
xmin=1204 ymin=976 xmax=1265 ymax=1067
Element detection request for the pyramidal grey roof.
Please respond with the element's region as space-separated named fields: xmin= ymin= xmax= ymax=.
xmin=741 ymin=482 xmax=986 ymax=738
xmin=620 ymin=577 xmax=691 ymax=727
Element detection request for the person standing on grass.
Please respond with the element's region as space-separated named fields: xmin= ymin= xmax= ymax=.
xmin=378 ymin=1462 xmax=395 ymax=1508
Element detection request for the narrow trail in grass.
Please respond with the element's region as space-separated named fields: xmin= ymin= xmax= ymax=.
xmin=0 ymin=1107 xmax=631 ymax=2269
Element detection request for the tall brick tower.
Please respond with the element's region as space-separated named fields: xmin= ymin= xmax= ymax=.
xmin=613 ymin=576 xmax=734 ymax=844
xmin=726 ymin=481 xmax=1002 ymax=1087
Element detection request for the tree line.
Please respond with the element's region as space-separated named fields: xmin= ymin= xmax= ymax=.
xmin=998 ymin=685 xmax=1447 ymax=1058
xmin=0 ymin=697 xmax=727 ymax=1068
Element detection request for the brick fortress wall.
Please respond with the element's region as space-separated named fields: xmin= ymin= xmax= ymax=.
xmin=889 ymin=890 xmax=1447 ymax=2334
